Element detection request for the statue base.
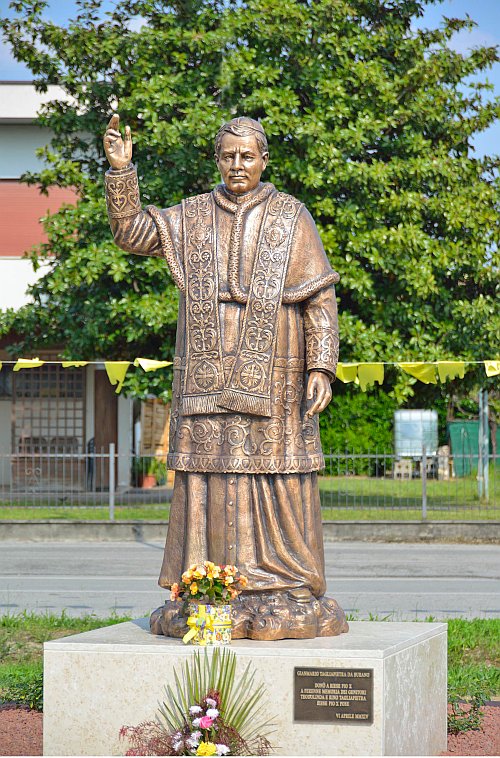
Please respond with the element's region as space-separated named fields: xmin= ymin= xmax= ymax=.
xmin=43 ymin=618 xmax=448 ymax=756
xmin=150 ymin=589 xmax=348 ymax=640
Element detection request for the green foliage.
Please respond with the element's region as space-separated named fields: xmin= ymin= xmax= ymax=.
xmin=447 ymin=618 xmax=499 ymax=734
xmin=448 ymin=688 xmax=487 ymax=735
xmin=447 ymin=617 xmax=500 ymax=695
xmin=0 ymin=663 xmax=43 ymax=711
xmin=0 ymin=609 xmax=132 ymax=634
xmin=320 ymin=385 xmax=397 ymax=454
xmin=0 ymin=0 xmax=499 ymax=402
xmin=0 ymin=611 xmax=134 ymax=711
xmin=158 ymin=648 xmax=275 ymax=746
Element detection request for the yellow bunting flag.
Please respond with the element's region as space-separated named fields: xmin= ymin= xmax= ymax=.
xmin=336 ymin=363 xmax=359 ymax=383
xmin=13 ymin=358 xmax=45 ymax=371
xmin=0 ymin=362 xmax=2 ymax=371
xmin=484 ymin=360 xmax=500 ymax=377
xmin=399 ymin=362 xmax=437 ymax=384
xmin=105 ymin=361 xmax=130 ymax=393
xmin=358 ymin=363 xmax=384 ymax=392
xmin=437 ymin=362 xmax=465 ymax=382
xmin=61 ymin=361 xmax=89 ymax=368
xmin=182 ymin=605 xmax=215 ymax=646
xmin=133 ymin=358 xmax=172 ymax=372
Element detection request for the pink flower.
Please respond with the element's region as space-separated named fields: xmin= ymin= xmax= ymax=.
xmin=199 ymin=715 xmax=214 ymax=729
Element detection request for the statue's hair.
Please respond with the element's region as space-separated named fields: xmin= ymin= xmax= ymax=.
xmin=214 ymin=117 xmax=269 ymax=158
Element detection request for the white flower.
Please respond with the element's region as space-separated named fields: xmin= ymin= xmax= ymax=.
xmin=191 ymin=717 xmax=201 ymax=728
xmin=172 ymin=739 xmax=183 ymax=751
xmin=205 ymin=698 xmax=217 ymax=708
xmin=206 ymin=708 xmax=219 ymax=719
xmin=190 ymin=731 xmax=202 ymax=741
xmin=189 ymin=705 xmax=203 ymax=715
xmin=186 ymin=736 xmax=199 ymax=749
xmin=216 ymin=744 xmax=230 ymax=756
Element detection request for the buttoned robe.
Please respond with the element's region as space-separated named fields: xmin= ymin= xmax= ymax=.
xmin=106 ymin=166 xmax=339 ymax=598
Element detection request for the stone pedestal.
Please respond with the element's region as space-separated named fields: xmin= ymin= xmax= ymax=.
xmin=43 ymin=619 xmax=447 ymax=756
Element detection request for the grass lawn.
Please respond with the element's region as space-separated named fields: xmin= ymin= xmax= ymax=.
xmin=0 ymin=504 xmax=170 ymax=520
xmin=0 ymin=613 xmax=498 ymax=712
xmin=318 ymin=470 xmax=498 ymax=519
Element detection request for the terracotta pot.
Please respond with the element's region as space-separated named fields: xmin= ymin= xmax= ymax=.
xmin=140 ymin=473 xmax=156 ymax=489
xmin=186 ymin=602 xmax=232 ymax=645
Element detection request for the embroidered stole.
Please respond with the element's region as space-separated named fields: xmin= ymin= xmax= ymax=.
xmin=181 ymin=188 xmax=303 ymax=417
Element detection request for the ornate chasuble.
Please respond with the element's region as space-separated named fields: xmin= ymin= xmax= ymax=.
xmin=180 ymin=184 xmax=303 ymax=418
xmin=141 ymin=182 xmax=339 ymax=475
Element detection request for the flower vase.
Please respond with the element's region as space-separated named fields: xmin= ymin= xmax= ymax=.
xmin=185 ymin=602 xmax=232 ymax=646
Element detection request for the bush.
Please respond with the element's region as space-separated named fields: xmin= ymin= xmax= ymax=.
xmin=320 ymin=386 xmax=397 ymax=471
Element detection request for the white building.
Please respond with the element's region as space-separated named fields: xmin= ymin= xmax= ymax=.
xmin=0 ymin=82 xmax=134 ymax=491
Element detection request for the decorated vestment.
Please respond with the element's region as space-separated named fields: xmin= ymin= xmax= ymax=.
xmin=106 ymin=165 xmax=340 ymax=597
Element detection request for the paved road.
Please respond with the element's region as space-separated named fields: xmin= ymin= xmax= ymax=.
xmin=0 ymin=541 xmax=498 ymax=620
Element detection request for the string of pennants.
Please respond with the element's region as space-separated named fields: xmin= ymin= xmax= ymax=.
xmin=0 ymin=358 xmax=498 ymax=394
xmin=0 ymin=358 xmax=172 ymax=393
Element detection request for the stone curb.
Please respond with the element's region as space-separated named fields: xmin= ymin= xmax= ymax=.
xmin=0 ymin=520 xmax=498 ymax=543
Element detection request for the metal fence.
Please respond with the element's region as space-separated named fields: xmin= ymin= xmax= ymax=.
xmin=0 ymin=449 xmax=498 ymax=520
xmin=320 ymin=451 xmax=498 ymax=520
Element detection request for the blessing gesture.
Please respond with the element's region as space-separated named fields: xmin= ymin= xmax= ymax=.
xmin=103 ymin=114 xmax=132 ymax=170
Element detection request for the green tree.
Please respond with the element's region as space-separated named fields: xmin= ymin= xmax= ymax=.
xmin=1 ymin=0 xmax=499 ymax=402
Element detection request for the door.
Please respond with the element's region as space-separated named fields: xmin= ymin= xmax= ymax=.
xmin=93 ymin=369 xmax=118 ymax=490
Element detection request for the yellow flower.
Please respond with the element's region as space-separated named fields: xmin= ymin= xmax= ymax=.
xmin=196 ymin=743 xmax=217 ymax=756
xmin=182 ymin=569 xmax=194 ymax=583
xmin=238 ymin=574 xmax=248 ymax=588
xmin=190 ymin=582 xmax=198 ymax=595
xmin=193 ymin=566 xmax=207 ymax=580
xmin=224 ymin=576 xmax=234 ymax=586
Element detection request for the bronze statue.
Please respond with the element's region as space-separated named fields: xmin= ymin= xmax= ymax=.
xmin=104 ymin=114 xmax=348 ymax=640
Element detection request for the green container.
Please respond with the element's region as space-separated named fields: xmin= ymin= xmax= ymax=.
xmin=448 ymin=421 xmax=479 ymax=477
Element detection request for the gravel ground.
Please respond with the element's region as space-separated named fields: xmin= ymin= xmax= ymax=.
xmin=0 ymin=707 xmax=42 ymax=756
xmin=0 ymin=705 xmax=498 ymax=756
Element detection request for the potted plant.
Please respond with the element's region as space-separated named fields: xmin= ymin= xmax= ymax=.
xmin=132 ymin=456 xmax=157 ymax=489
xmin=170 ymin=562 xmax=248 ymax=646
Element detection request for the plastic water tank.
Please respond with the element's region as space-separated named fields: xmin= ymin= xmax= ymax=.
xmin=394 ymin=410 xmax=438 ymax=457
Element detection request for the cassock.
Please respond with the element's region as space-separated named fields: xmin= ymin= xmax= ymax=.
xmin=105 ymin=164 xmax=340 ymax=601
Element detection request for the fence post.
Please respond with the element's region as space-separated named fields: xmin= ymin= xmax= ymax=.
xmin=421 ymin=444 xmax=427 ymax=521
xmin=109 ymin=442 xmax=115 ymax=521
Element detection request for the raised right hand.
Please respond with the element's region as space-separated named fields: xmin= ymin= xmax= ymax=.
xmin=103 ymin=114 xmax=133 ymax=170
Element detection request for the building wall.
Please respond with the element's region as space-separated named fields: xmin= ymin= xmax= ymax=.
xmin=0 ymin=181 xmax=76 ymax=259
xmin=0 ymin=124 xmax=55 ymax=177
xmin=0 ymin=258 xmax=48 ymax=310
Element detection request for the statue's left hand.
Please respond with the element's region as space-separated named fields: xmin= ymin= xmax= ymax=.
xmin=306 ymin=371 xmax=332 ymax=418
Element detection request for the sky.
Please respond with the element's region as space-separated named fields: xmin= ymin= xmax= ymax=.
xmin=0 ymin=0 xmax=499 ymax=156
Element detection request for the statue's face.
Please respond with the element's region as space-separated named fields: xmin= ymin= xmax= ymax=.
xmin=216 ymin=133 xmax=269 ymax=194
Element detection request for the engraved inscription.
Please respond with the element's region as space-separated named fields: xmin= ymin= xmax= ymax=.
xmin=294 ymin=667 xmax=373 ymax=724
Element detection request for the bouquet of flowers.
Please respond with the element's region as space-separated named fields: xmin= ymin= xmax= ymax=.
xmin=170 ymin=562 xmax=248 ymax=605
xmin=120 ymin=690 xmax=247 ymax=756
xmin=120 ymin=650 xmax=274 ymax=756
